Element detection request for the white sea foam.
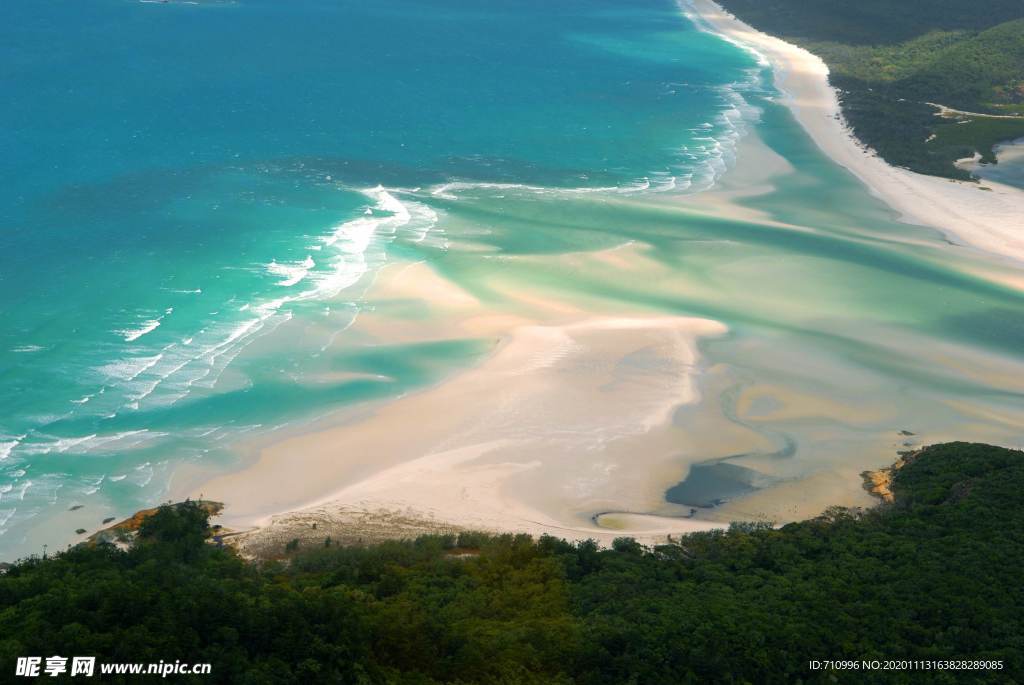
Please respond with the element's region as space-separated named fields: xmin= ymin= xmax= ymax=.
xmin=267 ymin=255 xmax=316 ymax=286
xmin=98 ymin=353 xmax=164 ymax=382
xmin=121 ymin=318 xmax=161 ymax=342
xmin=679 ymin=72 xmax=762 ymax=192
xmin=119 ymin=307 xmax=174 ymax=342
xmin=15 ymin=430 xmax=169 ymax=458
xmin=85 ymin=430 xmax=165 ymax=452
xmin=163 ymin=186 xmax=434 ymax=398
xmin=82 ymin=475 xmax=106 ymax=496
xmin=429 ymin=174 xmax=685 ymax=202
xmin=0 ymin=437 xmax=23 ymax=461
xmin=311 ymin=186 xmax=434 ymax=298
xmin=431 ymin=181 xmax=565 ymax=200
xmin=14 ymin=434 xmax=92 ymax=456
xmin=55 ymin=435 xmax=97 ymax=453
xmin=669 ymin=2 xmax=766 ymax=191
xmin=79 ymin=187 xmax=437 ymax=418
xmin=132 ymin=462 xmax=155 ymax=488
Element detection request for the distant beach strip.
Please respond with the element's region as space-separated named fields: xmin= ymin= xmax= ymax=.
xmin=685 ymin=0 xmax=1024 ymax=266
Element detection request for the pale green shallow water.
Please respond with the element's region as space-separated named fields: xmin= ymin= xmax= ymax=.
xmin=404 ymin=101 xmax=1024 ymax=521
xmin=3 ymin=0 xmax=1024 ymax=558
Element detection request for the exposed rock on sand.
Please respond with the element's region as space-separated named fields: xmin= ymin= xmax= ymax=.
xmin=861 ymin=450 xmax=922 ymax=503
xmin=85 ymin=500 xmax=223 ymax=547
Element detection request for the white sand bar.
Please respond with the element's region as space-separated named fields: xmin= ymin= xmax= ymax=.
xmin=188 ymin=311 xmax=729 ymax=545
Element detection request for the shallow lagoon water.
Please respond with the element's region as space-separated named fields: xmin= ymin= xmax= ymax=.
xmin=967 ymin=138 xmax=1024 ymax=190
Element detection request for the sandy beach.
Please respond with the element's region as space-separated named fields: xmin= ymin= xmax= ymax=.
xmin=686 ymin=0 xmax=1024 ymax=266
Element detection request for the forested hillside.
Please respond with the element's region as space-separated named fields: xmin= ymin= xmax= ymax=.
xmin=717 ymin=0 xmax=1024 ymax=179
xmin=1 ymin=442 xmax=1021 ymax=683
xmin=715 ymin=0 xmax=1024 ymax=45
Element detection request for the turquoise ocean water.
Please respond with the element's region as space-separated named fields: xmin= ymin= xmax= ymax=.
xmin=1 ymin=0 xmax=758 ymax=554
xmin=3 ymin=0 xmax=1023 ymax=558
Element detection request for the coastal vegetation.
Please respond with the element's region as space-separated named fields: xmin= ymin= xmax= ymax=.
xmin=717 ymin=0 xmax=1024 ymax=179
xmin=0 ymin=443 xmax=1021 ymax=682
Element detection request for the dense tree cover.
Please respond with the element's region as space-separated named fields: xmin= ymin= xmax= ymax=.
xmin=934 ymin=117 xmax=1024 ymax=165
xmin=717 ymin=0 xmax=1024 ymax=179
xmin=0 ymin=442 xmax=1022 ymax=683
xmin=710 ymin=0 xmax=1024 ymax=46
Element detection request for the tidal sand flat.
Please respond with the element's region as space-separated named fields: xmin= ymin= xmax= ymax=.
xmin=4 ymin=0 xmax=1024 ymax=558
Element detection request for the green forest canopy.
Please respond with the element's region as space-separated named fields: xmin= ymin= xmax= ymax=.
xmin=717 ymin=0 xmax=1024 ymax=179
xmin=1 ymin=442 xmax=1021 ymax=683
xmin=713 ymin=0 xmax=1024 ymax=45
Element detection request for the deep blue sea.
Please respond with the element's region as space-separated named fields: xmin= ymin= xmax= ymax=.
xmin=1 ymin=0 xmax=761 ymax=554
